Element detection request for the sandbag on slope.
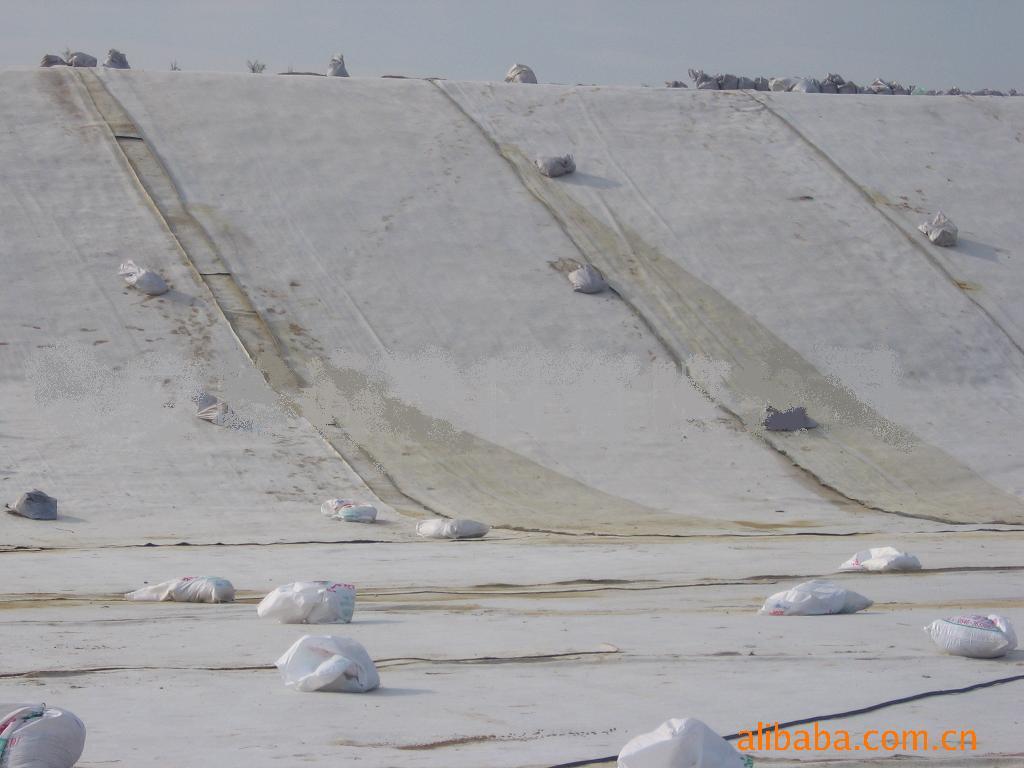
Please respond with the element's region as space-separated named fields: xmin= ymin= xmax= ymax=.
xmin=0 ymin=704 xmax=86 ymax=768
xmin=618 ymin=717 xmax=747 ymax=768
xmin=5 ymin=490 xmax=58 ymax=520
xmin=321 ymin=498 xmax=378 ymax=523
xmin=275 ymin=635 xmax=379 ymax=692
xmin=759 ymin=580 xmax=872 ymax=615
xmin=838 ymin=546 xmax=921 ymax=572
xmin=536 ymin=154 xmax=576 ymax=178
xmin=925 ymin=614 xmax=1017 ymax=658
xmin=416 ymin=518 xmax=489 ymax=539
xmin=125 ymin=576 xmax=235 ymax=603
xmin=119 ymin=260 xmax=169 ymax=295
xmin=568 ymin=263 xmax=608 ymax=293
xmin=258 ymin=582 xmax=356 ymax=624
xmin=917 ymin=211 xmax=958 ymax=247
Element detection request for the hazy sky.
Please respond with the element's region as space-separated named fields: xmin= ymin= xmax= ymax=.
xmin=5 ymin=0 xmax=1024 ymax=90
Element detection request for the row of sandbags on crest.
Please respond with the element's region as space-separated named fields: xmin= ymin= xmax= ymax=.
xmin=669 ymin=69 xmax=1024 ymax=96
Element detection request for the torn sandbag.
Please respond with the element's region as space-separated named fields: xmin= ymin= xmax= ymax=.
xmin=275 ymin=635 xmax=380 ymax=692
xmin=763 ymin=405 xmax=817 ymax=431
xmin=327 ymin=53 xmax=349 ymax=77
xmin=258 ymin=581 xmax=356 ymax=624
xmin=118 ymin=260 xmax=169 ymax=296
xmin=40 ymin=54 xmax=67 ymax=67
xmin=103 ymin=49 xmax=130 ymax=69
xmin=791 ymin=77 xmax=821 ymax=93
xmin=505 ymin=63 xmax=537 ymax=84
xmin=664 ymin=80 xmax=688 ymax=88
xmin=688 ymin=69 xmax=718 ymax=90
xmin=925 ymin=615 xmax=1017 ymax=659
xmin=66 ymin=52 xmax=97 ymax=68
xmin=618 ymin=717 xmax=748 ymax=768
xmin=321 ymin=498 xmax=378 ymax=523
xmin=416 ymin=518 xmax=490 ymax=539
xmin=5 ymin=490 xmax=58 ymax=521
xmin=536 ymin=154 xmax=576 ymax=178
xmin=125 ymin=576 xmax=235 ymax=603
xmin=0 ymin=704 xmax=86 ymax=768
xmin=918 ymin=211 xmax=958 ymax=247
xmin=759 ymin=579 xmax=873 ymax=616
xmin=838 ymin=547 xmax=921 ymax=572
xmin=568 ymin=264 xmax=608 ymax=294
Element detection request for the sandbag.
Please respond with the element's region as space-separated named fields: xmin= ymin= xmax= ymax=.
xmin=618 ymin=717 xmax=747 ymax=768
xmin=416 ymin=518 xmax=490 ymax=539
xmin=39 ymin=54 xmax=66 ymax=67
xmin=736 ymin=76 xmax=756 ymax=90
xmin=125 ymin=576 xmax=235 ymax=603
xmin=688 ymin=69 xmax=716 ymax=90
xmin=866 ymin=78 xmax=893 ymax=95
xmin=838 ymin=80 xmax=860 ymax=94
xmin=718 ymin=74 xmax=738 ymax=91
xmin=103 ymin=49 xmax=130 ymax=69
xmin=327 ymin=54 xmax=349 ymax=77
xmin=321 ymin=498 xmax=377 ymax=523
xmin=759 ymin=580 xmax=872 ymax=616
xmin=66 ymin=52 xmax=97 ymax=68
xmin=918 ymin=211 xmax=958 ymax=247
xmin=118 ymin=260 xmax=169 ymax=295
xmin=664 ymin=81 xmax=688 ymax=88
xmin=275 ymin=635 xmax=379 ymax=692
xmin=5 ymin=490 xmax=58 ymax=521
xmin=195 ymin=392 xmax=233 ymax=426
xmin=258 ymin=581 xmax=356 ymax=624
xmin=925 ymin=615 xmax=1017 ymax=659
xmin=838 ymin=547 xmax=921 ymax=572
xmin=820 ymin=80 xmax=838 ymax=94
xmin=763 ymin=405 xmax=817 ymax=431
xmin=769 ymin=77 xmax=796 ymax=92
xmin=568 ymin=264 xmax=608 ymax=294
xmin=536 ymin=154 xmax=576 ymax=178
xmin=790 ymin=78 xmax=821 ymax=93
xmin=753 ymin=76 xmax=770 ymax=91
xmin=505 ymin=64 xmax=537 ymax=84
xmin=0 ymin=704 xmax=86 ymax=768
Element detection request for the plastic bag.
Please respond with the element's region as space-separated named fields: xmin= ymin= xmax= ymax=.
xmin=125 ymin=576 xmax=235 ymax=603
xmin=275 ymin=635 xmax=379 ymax=692
xmin=918 ymin=211 xmax=958 ymax=247
xmin=535 ymin=154 xmax=576 ymax=178
xmin=763 ymin=405 xmax=817 ymax=431
xmin=569 ymin=264 xmax=608 ymax=294
xmin=321 ymin=498 xmax=377 ymax=523
xmin=0 ymin=704 xmax=86 ymax=768
xmin=5 ymin=490 xmax=58 ymax=521
xmin=119 ymin=260 xmax=169 ymax=295
xmin=66 ymin=52 xmax=97 ymax=68
xmin=327 ymin=54 xmax=349 ymax=77
xmin=416 ymin=518 xmax=490 ymax=539
xmin=618 ymin=717 xmax=748 ymax=768
xmin=258 ymin=581 xmax=356 ymax=624
xmin=40 ymin=54 xmax=67 ymax=67
xmin=505 ymin=64 xmax=537 ymax=84
xmin=103 ymin=49 xmax=130 ymax=69
xmin=759 ymin=580 xmax=872 ymax=616
xmin=838 ymin=547 xmax=921 ymax=572
xmin=925 ymin=615 xmax=1017 ymax=658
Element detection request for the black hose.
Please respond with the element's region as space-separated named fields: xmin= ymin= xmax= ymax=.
xmin=545 ymin=673 xmax=1024 ymax=768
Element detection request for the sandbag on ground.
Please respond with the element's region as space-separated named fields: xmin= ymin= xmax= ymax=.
xmin=66 ymin=52 xmax=97 ymax=68
xmin=918 ymin=211 xmax=958 ymax=247
xmin=321 ymin=498 xmax=378 ymax=522
xmin=275 ymin=635 xmax=379 ymax=692
xmin=505 ymin=64 xmax=537 ymax=84
xmin=536 ymin=154 xmax=576 ymax=178
xmin=258 ymin=581 xmax=356 ymax=624
xmin=0 ymin=704 xmax=86 ymax=768
xmin=416 ymin=518 xmax=490 ymax=539
xmin=5 ymin=490 xmax=58 ymax=520
xmin=125 ymin=576 xmax=235 ymax=603
xmin=103 ymin=49 xmax=130 ymax=69
xmin=925 ymin=614 xmax=1017 ymax=658
xmin=759 ymin=580 xmax=872 ymax=615
xmin=118 ymin=260 xmax=169 ymax=295
xmin=39 ymin=54 xmax=66 ymax=67
xmin=618 ymin=717 xmax=747 ymax=768
xmin=327 ymin=54 xmax=349 ymax=77
xmin=839 ymin=546 xmax=921 ymax=572
xmin=568 ymin=263 xmax=607 ymax=293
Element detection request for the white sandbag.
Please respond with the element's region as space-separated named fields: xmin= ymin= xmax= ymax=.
xmin=535 ymin=154 xmax=576 ymax=178
xmin=768 ymin=77 xmax=797 ymax=92
xmin=5 ymin=490 xmax=58 ymax=521
xmin=0 ymin=704 xmax=86 ymax=768
xmin=40 ymin=54 xmax=66 ymax=67
xmin=839 ymin=546 xmax=921 ymax=572
xmin=275 ymin=635 xmax=379 ymax=693
xmin=505 ymin=64 xmax=537 ymax=84
xmin=258 ymin=581 xmax=356 ymax=624
xmin=568 ymin=264 xmax=608 ymax=294
xmin=925 ymin=615 xmax=1017 ymax=659
xmin=759 ymin=579 xmax=872 ymax=616
xmin=763 ymin=405 xmax=817 ymax=431
xmin=321 ymin=498 xmax=378 ymax=523
xmin=118 ymin=260 xmax=169 ymax=295
xmin=618 ymin=717 xmax=747 ymax=768
xmin=790 ymin=78 xmax=821 ymax=93
xmin=103 ymin=49 xmax=130 ymax=69
xmin=917 ymin=211 xmax=958 ymax=247
xmin=327 ymin=54 xmax=349 ymax=77
xmin=125 ymin=576 xmax=235 ymax=603
xmin=66 ymin=52 xmax=97 ymax=68
xmin=416 ymin=518 xmax=490 ymax=539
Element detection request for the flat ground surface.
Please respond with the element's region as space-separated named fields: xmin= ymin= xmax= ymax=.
xmin=1 ymin=68 xmax=1022 ymax=766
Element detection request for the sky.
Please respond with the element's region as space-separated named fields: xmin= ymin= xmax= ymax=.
xmin=3 ymin=0 xmax=1024 ymax=91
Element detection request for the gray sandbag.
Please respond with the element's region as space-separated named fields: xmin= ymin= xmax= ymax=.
xmin=327 ymin=54 xmax=349 ymax=77
xmin=67 ymin=51 xmax=97 ymax=67
xmin=568 ymin=264 xmax=607 ymax=294
xmin=918 ymin=211 xmax=958 ymax=247
xmin=866 ymin=78 xmax=893 ymax=94
xmin=40 ymin=54 xmax=66 ymax=67
xmin=505 ymin=63 xmax=537 ymax=84
xmin=791 ymin=78 xmax=821 ymax=93
xmin=103 ymin=49 xmax=130 ymax=69
xmin=944 ymin=87 xmax=963 ymax=95
xmin=769 ymin=77 xmax=796 ymax=92
xmin=820 ymin=80 xmax=837 ymax=94
xmin=736 ymin=76 xmax=756 ymax=90
xmin=0 ymin=704 xmax=86 ymax=768
xmin=535 ymin=154 xmax=576 ymax=178
xmin=753 ymin=76 xmax=770 ymax=91
xmin=764 ymin=405 xmax=817 ymax=431
xmin=5 ymin=490 xmax=58 ymax=520
xmin=838 ymin=80 xmax=860 ymax=94
xmin=664 ymin=80 xmax=688 ymax=88
xmin=719 ymin=73 xmax=738 ymax=90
